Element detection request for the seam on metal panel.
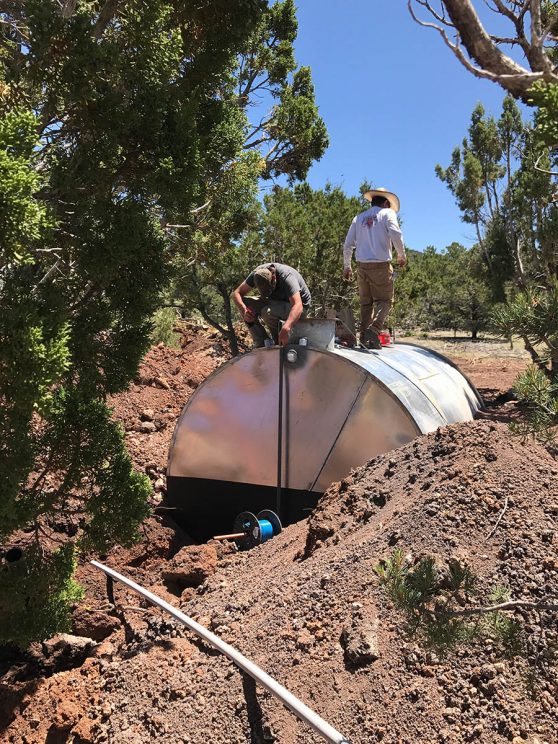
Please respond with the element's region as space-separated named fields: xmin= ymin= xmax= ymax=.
xmin=331 ymin=347 xmax=436 ymax=433
xmin=375 ymin=354 xmax=449 ymax=424
xmin=396 ymin=342 xmax=484 ymax=409
xmin=305 ymin=376 xmax=368 ymax=494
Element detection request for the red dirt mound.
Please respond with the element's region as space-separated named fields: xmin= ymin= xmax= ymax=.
xmin=0 ymin=341 xmax=547 ymax=744
xmin=111 ymin=326 xmax=229 ymax=488
xmin=5 ymin=421 xmax=555 ymax=744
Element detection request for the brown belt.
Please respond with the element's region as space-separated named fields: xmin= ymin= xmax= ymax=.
xmin=356 ymin=260 xmax=391 ymax=267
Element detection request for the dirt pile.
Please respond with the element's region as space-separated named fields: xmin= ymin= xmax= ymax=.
xmin=110 ymin=324 xmax=229 ymax=498
xmin=170 ymin=420 xmax=556 ymax=744
xmin=0 ymin=342 xmax=548 ymax=744
xmin=5 ymin=420 xmax=556 ymax=744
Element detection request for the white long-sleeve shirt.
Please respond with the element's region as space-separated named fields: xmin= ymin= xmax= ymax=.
xmin=343 ymin=206 xmax=405 ymax=269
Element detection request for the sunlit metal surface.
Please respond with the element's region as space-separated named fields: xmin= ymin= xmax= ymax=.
xmin=167 ymin=343 xmax=482 ymax=496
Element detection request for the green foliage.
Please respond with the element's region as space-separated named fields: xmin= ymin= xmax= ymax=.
xmin=374 ymin=548 xmax=408 ymax=605
xmin=436 ymin=97 xmax=533 ymax=297
xmin=0 ymin=0 xmax=269 ymax=644
xmin=0 ymin=109 xmax=52 ymax=264
xmin=375 ymin=551 xmax=523 ymax=656
xmin=0 ymin=544 xmax=84 ymax=648
xmin=392 ymin=243 xmax=492 ymax=337
xmin=492 ymin=280 xmax=558 ymax=446
xmin=530 ymin=82 xmax=558 ymax=147
xmin=267 ymin=66 xmax=329 ymax=181
xmin=509 ymin=365 xmax=558 ymax=448
xmin=253 ymin=182 xmax=362 ymax=316
xmin=485 ymin=586 xmax=524 ymax=655
xmin=492 ymin=281 xmax=558 ymax=361
xmin=440 ymin=94 xmax=558 ymax=441
xmin=151 ymin=308 xmax=180 ymax=348
xmin=170 ymin=0 xmax=328 ymax=353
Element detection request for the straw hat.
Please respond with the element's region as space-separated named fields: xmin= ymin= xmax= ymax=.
xmin=363 ymin=187 xmax=400 ymax=212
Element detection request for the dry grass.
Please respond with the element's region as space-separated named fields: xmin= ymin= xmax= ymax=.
xmin=396 ymin=331 xmax=532 ymax=361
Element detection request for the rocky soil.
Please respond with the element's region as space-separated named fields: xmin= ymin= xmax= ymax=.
xmin=2 ymin=334 xmax=556 ymax=744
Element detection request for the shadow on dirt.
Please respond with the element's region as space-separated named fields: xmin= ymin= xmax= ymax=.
xmin=475 ymin=387 xmax=522 ymax=425
xmin=241 ymin=672 xmax=275 ymax=743
xmin=0 ymin=644 xmax=41 ymax=734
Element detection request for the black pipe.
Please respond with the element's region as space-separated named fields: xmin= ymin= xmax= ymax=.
xmin=276 ymin=346 xmax=284 ymax=520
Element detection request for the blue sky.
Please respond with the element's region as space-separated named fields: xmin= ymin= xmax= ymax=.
xmin=287 ymin=1 xmax=532 ymax=252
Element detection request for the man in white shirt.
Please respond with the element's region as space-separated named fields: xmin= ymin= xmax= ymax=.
xmin=343 ymin=187 xmax=406 ymax=349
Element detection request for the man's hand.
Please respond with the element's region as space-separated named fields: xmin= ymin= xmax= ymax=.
xmin=244 ymin=306 xmax=256 ymax=322
xmin=343 ymin=267 xmax=353 ymax=281
xmin=397 ymin=255 xmax=407 ymax=268
xmin=278 ymin=325 xmax=291 ymax=346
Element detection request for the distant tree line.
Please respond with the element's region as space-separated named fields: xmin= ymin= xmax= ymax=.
xmin=170 ymin=178 xmax=502 ymax=348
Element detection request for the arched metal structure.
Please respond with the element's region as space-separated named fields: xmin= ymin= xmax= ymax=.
xmin=167 ymin=324 xmax=482 ymax=540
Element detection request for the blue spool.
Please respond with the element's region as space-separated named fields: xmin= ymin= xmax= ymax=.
xmin=259 ymin=519 xmax=274 ymax=542
xmin=233 ymin=510 xmax=283 ymax=550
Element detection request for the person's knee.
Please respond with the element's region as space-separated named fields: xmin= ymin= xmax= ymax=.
xmin=261 ymin=304 xmax=279 ymax=323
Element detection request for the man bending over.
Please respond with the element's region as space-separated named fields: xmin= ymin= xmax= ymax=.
xmin=232 ymin=263 xmax=311 ymax=347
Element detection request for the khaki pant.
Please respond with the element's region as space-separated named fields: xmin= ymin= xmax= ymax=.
xmin=244 ymin=297 xmax=308 ymax=347
xmin=356 ymin=261 xmax=394 ymax=339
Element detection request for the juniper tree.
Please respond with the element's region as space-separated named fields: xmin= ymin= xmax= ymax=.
xmin=0 ymin=0 xmax=268 ymax=646
xmin=436 ymin=95 xmax=558 ymax=441
xmin=412 ymin=1 xmax=558 ymax=442
xmin=171 ymin=0 xmax=328 ymax=353
xmin=247 ymin=182 xmax=362 ymax=317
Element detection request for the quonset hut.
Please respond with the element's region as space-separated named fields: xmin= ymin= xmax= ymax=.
xmin=167 ymin=320 xmax=482 ymax=540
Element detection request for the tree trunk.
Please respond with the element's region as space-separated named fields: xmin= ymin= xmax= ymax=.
xmin=217 ymin=284 xmax=240 ymax=357
xmin=439 ymin=0 xmax=554 ymax=101
xmin=521 ymin=334 xmax=549 ymax=375
xmin=196 ymin=295 xmax=240 ymax=357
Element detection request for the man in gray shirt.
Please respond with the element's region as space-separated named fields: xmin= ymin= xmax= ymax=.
xmin=232 ymin=263 xmax=311 ymax=347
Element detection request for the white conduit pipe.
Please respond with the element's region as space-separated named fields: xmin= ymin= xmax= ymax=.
xmin=91 ymin=561 xmax=351 ymax=744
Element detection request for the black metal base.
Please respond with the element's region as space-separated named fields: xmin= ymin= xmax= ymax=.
xmin=165 ymin=476 xmax=321 ymax=543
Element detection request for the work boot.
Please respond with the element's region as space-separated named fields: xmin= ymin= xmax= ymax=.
xmin=361 ymin=328 xmax=381 ymax=350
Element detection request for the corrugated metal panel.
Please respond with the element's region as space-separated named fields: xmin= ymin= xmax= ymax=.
xmin=168 ymin=343 xmax=482 ymax=494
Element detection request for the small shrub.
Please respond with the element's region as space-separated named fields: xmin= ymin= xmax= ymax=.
xmin=150 ymin=308 xmax=180 ymax=347
xmin=0 ymin=545 xmax=84 ymax=648
xmin=375 ymin=551 xmax=524 ymax=655
xmin=509 ymin=365 xmax=558 ymax=450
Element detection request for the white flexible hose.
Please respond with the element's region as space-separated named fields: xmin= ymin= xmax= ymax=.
xmin=91 ymin=561 xmax=351 ymax=744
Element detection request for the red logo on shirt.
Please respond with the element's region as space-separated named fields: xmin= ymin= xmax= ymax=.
xmin=364 ymin=216 xmax=377 ymax=229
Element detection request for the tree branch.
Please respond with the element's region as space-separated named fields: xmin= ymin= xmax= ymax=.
xmin=490 ymin=0 xmax=522 ymax=25
xmin=486 ymin=493 xmax=509 ymax=538
xmin=527 ymin=0 xmax=554 ymax=75
xmin=445 ymin=596 xmax=558 ymax=618
xmin=534 ymin=154 xmax=558 ymax=177
xmin=93 ymin=0 xmax=123 ymax=40
xmin=408 ymin=0 xmax=558 ymax=100
xmin=415 ymin=0 xmax=455 ymax=27
xmin=59 ymin=0 xmax=77 ymax=19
